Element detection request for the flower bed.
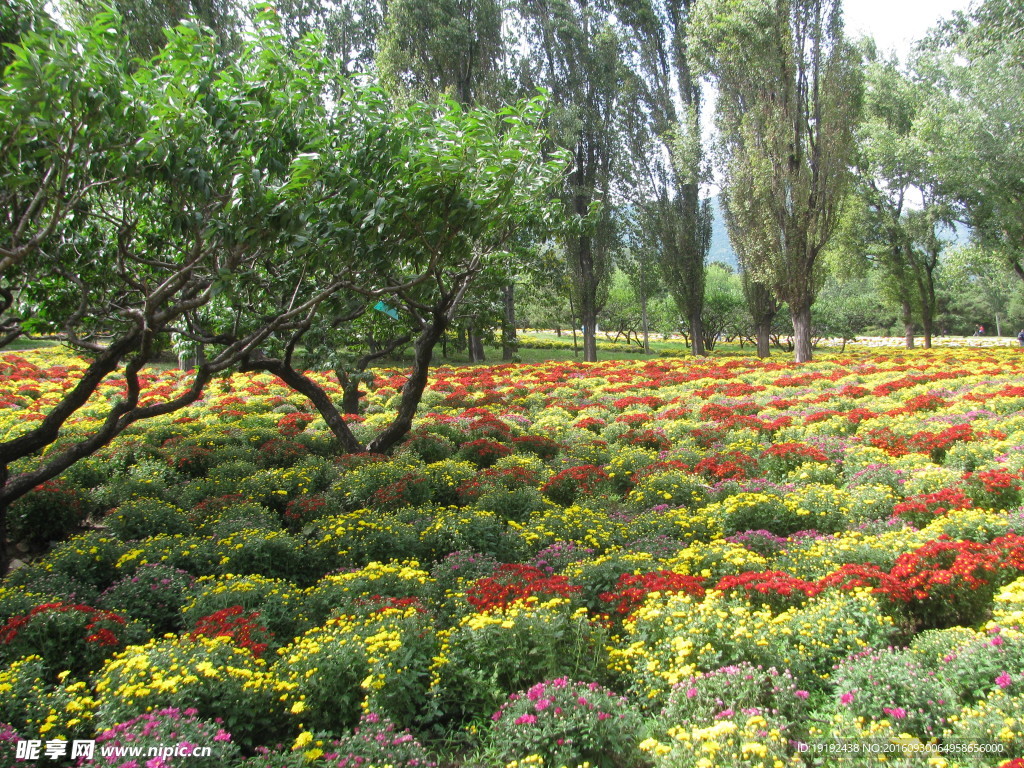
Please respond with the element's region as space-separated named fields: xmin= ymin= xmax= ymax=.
xmin=4 ymin=347 xmax=1024 ymax=765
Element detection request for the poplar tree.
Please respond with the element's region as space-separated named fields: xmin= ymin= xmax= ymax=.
xmin=616 ymin=0 xmax=712 ymax=355
xmin=518 ymin=0 xmax=629 ymax=362
xmin=691 ymin=0 xmax=861 ymax=362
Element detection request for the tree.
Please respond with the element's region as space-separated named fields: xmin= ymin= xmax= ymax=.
xmin=377 ymin=0 xmax=505 ymax=106
xmin=740 ymin=270 xmax=779 ymax=357
xmin=700 ymin=262 xmax=744 ymax=351
xmin=616 ymin=238 xmax=666 ymax=353
xmin=60 ymin=0 xmax=243 ymax=57
xmin=377 ymin=0 xmax=516 ymax=361
xmin=518 ymin=0 xmax=629 ymax=362
xmin=841 ymin=48 xmax=949 ymax=349
xmin=275 ymin=0 xmax=385 ymax=71
xmin=811 ymin=275 xmax=884 ymax=350
xmin=616 ymin=0 xmax=712 ymax=356
xmin=0 ymin=8 xmax=563 ymax=575
xmin=1 ymin=0 xmax=42 ymax=78
xmin=0 ymin=11 xmax=358 ymax=573
xmin=233 ymin=93 xmax=564 ymax=449
xmin=915 ymin=0 xmax=1024 ymax=281
xmin=691 ymin=0 xmax=862 ymax=362
xmin=943 ymin=246 xmax=1019 ymax=337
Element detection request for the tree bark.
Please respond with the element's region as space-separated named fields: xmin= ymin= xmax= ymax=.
xmin=902 ymin=301 xmax=915 ymax=349
xmin=922 ymin=314 xmax=933 ymax=349
xmin=578 ymin=235 xmax=599 ymax=363
xmin=0 ymin=464 xmax=8 ymax=577
xmin=791 ymin=303 xmax=813 ymax=363
xmin=242 ymin=355 xmax=363 ymax=453
xmin=690 ymin=306 xmax=706 ymax=356
xmin=468 ymin=331 xmax=485 ymax=362
xmin=367 ymin=311 xmax=449 ymax=454
xmin=341 ymin=382 xmax=362 ymax=415
xmin=640 ymin=290 xmax=650 ymax=354
xmin=501 ymin=283 xmax=516 ymax=361
xmin=755 ymin=322 xmax=772 ymax=358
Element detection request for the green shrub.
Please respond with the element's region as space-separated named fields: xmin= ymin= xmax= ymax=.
xmin=6 ymin=479 xmax=90 ymax=546
xmin=311 ymin=509 xmax=429 ymax=570
xmin=92 ymin=635 xmax=292 ymax=752
xmin=337 ymin=460 xmax=434 ymax=512
xmin=115 ymin=534 xmax=220 ymax=578
xmin=830 ymin=646 xmax=958 ymax=739
xmin=430 ymin=598 xmax=608 ymax=727
xmin=105 ymin=497 xmax=192 ymax=540
xmin=0 ymin=601 xmax=149 ymax=677
xmin=98 ymin=563 xmax=194 ymax=635
xmin=214 ymin=529 xmax=318 ymax=585
xmin=302 ymin=561 xmax=432 ymax=625
xmin=27 ymin=532 xmax=130 ymax=591
xmin=627 ymin=471 xmax=709 ymax=511
xmin=274 ymin=607 xmax=438 ymax=732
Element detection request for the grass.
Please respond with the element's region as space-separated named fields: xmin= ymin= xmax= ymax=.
xmin=3 ymin=337 xmax=62 ymax=351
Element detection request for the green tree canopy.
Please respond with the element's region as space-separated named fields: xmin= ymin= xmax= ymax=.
xmin=915 ymin=0 xmax=1024 ymax=282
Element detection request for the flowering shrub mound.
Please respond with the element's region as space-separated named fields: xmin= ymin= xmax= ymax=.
xmin=714 ymin=570 xmax=821 ymax=612
xmin=487 ymin=679 xmax=642 ymax=768
xmin=283 ymin=713 xmax=436 ymax=768
xmin=541 ymin=465 xmax=613 ymax=506
xmin=831 ymin=647 xmax=959 ymax=739
xmin=893 ymin=487 xmax=973 ymax=528
xmin=598 ymin=570 xmax=705 ymax=618
xmin=98 ymin=563 xmax=194 ymax=636
xmin=187 ymin=606 xmax=274 ymax=658
xmin=466 ymin=564 xmax=580 ymax=611
xmin=85 ymin=708 xmax=241 ymax=767
xmin=0 ymin=602 xmax=139 ymax=676
xmin=6 ymin=478 xmax=90 ymax=547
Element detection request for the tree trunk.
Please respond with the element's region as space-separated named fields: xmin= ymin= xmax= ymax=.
xmin=582 ymin=313 xmax=597 ymax=362
xmin=755 ymin=322 xmax=771 ymax=358
xmin=0 ymin=464 xmax=7 ymax=577
xmin=341 ymin=382 xmax=362 ymax=415
xmin=690 ymin=306 xmax=706 ymax=356
xmin=922 ymin=314 xmax=933 ymax=349
xmin=367 ymin=312 xmax=449 ymax=454
xmin=791 ymin=303 xmax=813 ymax=363
xmin=501 ymin=284 xmax=516 ymax=361
xmin=243 ymin=356 xmax=363 ymax=453
xmin=640 ymin=289 xmax=650 ymax=354
xmin=995 ymin=313 xmax=1003 ymax=337
xmin=902 ymin=301 xmax=915 ymax=349
xmin=579 ymin=236 xmax=599 ymax=363
xmin=469 ymin=332 xmax=485 ymax=362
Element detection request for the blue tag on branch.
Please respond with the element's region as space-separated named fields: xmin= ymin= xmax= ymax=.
xmin=373 ymin=301 xmax=400 ymax=321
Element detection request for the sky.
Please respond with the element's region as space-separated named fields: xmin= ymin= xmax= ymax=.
xmin=842 ymin=0 xmax=975 ymax=59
